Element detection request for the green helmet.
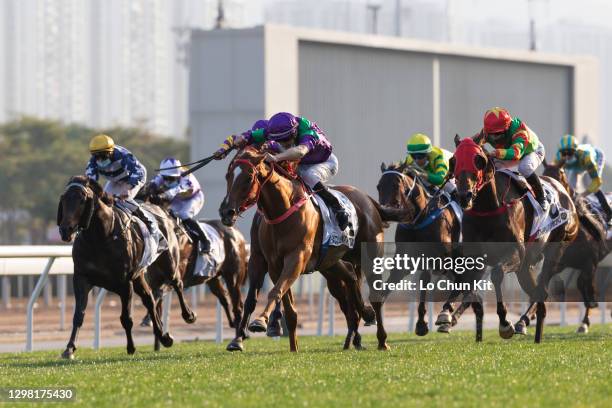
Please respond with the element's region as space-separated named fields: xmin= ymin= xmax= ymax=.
xmin=406 ymin=133 xmax=432 ymax=154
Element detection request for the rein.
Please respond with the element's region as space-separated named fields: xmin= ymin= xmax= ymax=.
xmin=231 ymin=158 xmax=311 ymax=225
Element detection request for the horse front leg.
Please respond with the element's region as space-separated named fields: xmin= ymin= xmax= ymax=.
xmin=226 ymin=249 xmax=267 ymax=352
xmin=119 ymin=282 xmax=136 ymax=354
xmin=133 ymin=274 xmax=173 ymax=348
xmin=415 ymin=270 xmax=430 ymax=336
xmin=249 ymin=250 xmax=307 ymax=349
xmin=206 ymin=276 xmax=234 ymax=326
xmin=577 ymin=265 xmax=597 ymax=334
xmin=61 ymin=274 xmax=92 ymax=359
xmin=491 ymin=265 xmax=514 ymax=339
xmin=281 ymin=288 xmax=299 ymax=352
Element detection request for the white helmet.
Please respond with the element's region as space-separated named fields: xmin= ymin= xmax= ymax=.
xmin=159 ymin=158 xmax=182 ymax=177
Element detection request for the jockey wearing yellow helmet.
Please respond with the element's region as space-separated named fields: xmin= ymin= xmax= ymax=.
xmin=556 ymin=134 xmax=612 ymax=223
xmin=86 ymin=134 xmax=158 ymax=233
xmin=404 ymin=133 xmax=456 ymax=199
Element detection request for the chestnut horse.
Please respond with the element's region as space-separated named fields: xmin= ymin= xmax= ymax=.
xmin=57 ymin=176 xmax=195 ymax=358
xmin=536 ymin=159 xmax=611 ymax=334
xmin=377 ymin=162 xmax=485 ymax=341
xmin=220 ymin=147 xmax=403 ymax=351
xmin=451 ymin=137 xmax=579 ymax=343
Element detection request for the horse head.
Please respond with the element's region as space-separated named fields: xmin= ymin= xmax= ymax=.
xmin=377 ymin=161 xmax=419 ymax=218
xmin=542 ymin=157 xmax=571 ymax=195
xmin=451 ymin=136 xmax=495 ymax=210
xmin=57 ymin=176 xmax=109 ymax=242
xmin=219 ymin=146 xmax=272 ymax=226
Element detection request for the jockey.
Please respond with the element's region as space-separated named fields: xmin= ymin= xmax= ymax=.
xmin=151 ymin=158 xmax=210 ymax=253
xmin=214 ymin=112 xmax=350 ymax=230
xmin=474 ymin=107 xmax=548 ymax=211
xmin=556 ymin=134 xmax=612 ymax=223
xmin=86 ymin=134 xmax=158 ymax=232
xmin=404 ymin=132 xmax=457 ymax=200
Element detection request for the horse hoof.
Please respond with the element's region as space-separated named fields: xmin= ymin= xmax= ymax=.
xmin=499 ymin=322 xmax=515 ymax=339
xmin=127 ymin=346 xmax=136 ymax=355
xmin=437 ymin=323 xmax=451 ymax=333
xmin=378 ymin=343 xmax=390 ymax=351
xmin=160 ymin=333 xmax=174 ymax=348
xmin=140 ymin=316 xmax=152 ymax=327
xmin=226 ymin=339 xmax=244 ymax=352
xmin=576 ymin=323 xmax=589 ymax=334
xmin=435 ymin=310 xmax=452 ymax=325
xmin=61 ymin=349 xmax=75 ymax=360
xmin=266 ymin=321 xmax=282 ymax=337
xmin=248 ymin=318 xmax=267 ymax=333
xmin=514 ymin=321 xmax=528 ymax=336
xmin=415 ymin=321 xmax=429 ymax=336
xmin=182 ymin=311 xmax=197 ymax=324
xmin=362 ymin=305 xmax=376 ymax=325
xmin=354 ymin=344 xmax=366 ymax=351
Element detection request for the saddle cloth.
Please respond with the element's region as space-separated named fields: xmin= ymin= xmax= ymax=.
xmin=192 ymin=222 xmax=226 ymax=278
xmin=497 ymin=169 xmax=570 ymax=241
xmin=584 ymin=192 xmax=612 ymax=239
xmin=130 ymin=206 xmax=168 ymax=270
xmin=311 ymin=189 xmax=359 ymax=249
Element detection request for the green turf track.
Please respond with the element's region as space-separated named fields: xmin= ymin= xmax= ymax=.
xmin=1 ymin=325 xmax=610 ymax=407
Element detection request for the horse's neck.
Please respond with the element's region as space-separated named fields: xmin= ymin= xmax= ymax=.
xmin=259 ymin=173 xmax=303 ymax=221
xmin=472 ymin=176 xmax=501 ymax=211
xmin=411 ymin=182 xmax=428 ymax=213
xmin=86 ymin=198 xmax=115 ymax=239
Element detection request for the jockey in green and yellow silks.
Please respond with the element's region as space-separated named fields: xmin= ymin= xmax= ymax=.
xmin=404 ymin=133 xmax=456 ymax=198
xmin=556 ymin=134 xmax=612 ymax=223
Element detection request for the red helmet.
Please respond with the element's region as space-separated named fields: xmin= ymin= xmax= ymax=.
xmin=483 ymin=107 xmax=512 ymax=134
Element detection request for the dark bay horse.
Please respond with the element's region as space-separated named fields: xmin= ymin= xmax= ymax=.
xmin=220 ymin=147 xmax=404 ymax=351
xmin=451 ymin=137 xmax=579 ymax=343
xmin=138 ymin=184 xmax=249 ymax=338
xmin=57 ymin=176 xmax=195 ymax=358
xmin=377 ymin=162 xmax=485 ymax=341
xmin=536 ymin=159 xmax=611 ymax=334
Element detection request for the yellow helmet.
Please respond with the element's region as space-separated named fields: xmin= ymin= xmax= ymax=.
xmin=406 ymin=133 xmax=432 ymax=154
xmin=89 ymin=134 xmax=115 ymax=154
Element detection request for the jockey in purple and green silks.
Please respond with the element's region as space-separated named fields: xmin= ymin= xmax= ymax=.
xmin=214 ymin=113 xmax=349 ymax=230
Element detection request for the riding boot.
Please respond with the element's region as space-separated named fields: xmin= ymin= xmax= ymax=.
xmin=594 ymin=190 xmax=612 ymax=226
xmin=526 ymin=174 xmax=549 ymax=212
xmin=314 ymin=182 xmax=350 ymax=231
xmin=183 ymin=218 xmax=211 ymax=254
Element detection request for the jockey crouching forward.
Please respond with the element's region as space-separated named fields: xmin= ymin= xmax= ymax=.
xmin=152 ymin=158 xmax=210 ymax=254
xmin=86 ymin=134 xmax=159 ymax=234
xmin=215 ymin=112 xmax=350 ymax=230
xmin=404 ymin=132 xmax=457 ymax=201
xmin=556 ymin=134 xmax=612 ymax=225
xmin=474 ymin=107 xmax=548 ymax=211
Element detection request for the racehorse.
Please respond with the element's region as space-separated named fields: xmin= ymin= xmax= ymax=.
xmin=57 ymin=176 xmax=195 ymax=358
xmin=137 ymin=184 xmax=249 ymax=343
xmin=219 ymin=146 xmax=405 ymax=351
xmin=451 ymin=136 xmax=579 ymax=343
xmin=377 ymin=162 xmax=485 ymax=341
xmin=530 ymin=159 xmax=611 ymax=334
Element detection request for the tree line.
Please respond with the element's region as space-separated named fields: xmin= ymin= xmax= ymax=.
xmin=0 ymin=116 xmax=188 ymax=244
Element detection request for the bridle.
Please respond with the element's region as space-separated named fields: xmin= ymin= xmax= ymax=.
xmin=228 ymin=156 xmax=311 ymax=224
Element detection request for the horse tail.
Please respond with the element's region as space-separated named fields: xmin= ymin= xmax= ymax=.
xmin=368 ymin=196 xmax=410 ymax=222
xmin=575 ymin=197 xmax=606 ymax=242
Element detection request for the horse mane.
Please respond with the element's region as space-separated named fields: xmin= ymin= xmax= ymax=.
xmin=67 ymin=175 xmax=114 ymax=205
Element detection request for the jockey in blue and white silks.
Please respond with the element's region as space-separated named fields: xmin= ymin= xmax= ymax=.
xmin=86 ymin=134 xmax=159 ymax=234
xmin=86 ymin=134 xmax=147 ymax=199
xmin=152 ymin=158 xmax=210 ymax=253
